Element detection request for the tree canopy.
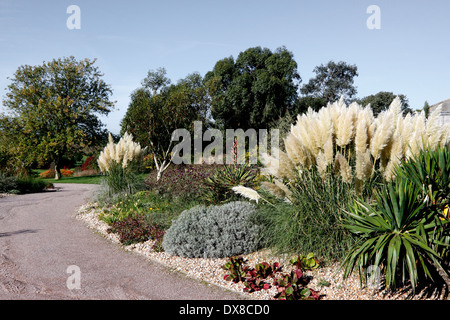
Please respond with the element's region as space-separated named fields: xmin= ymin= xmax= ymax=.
xmin=121 ymin=69 xmax=209 ymax=180
xmin=300 ymin=60 xmax=358 ymax=104
xmin=358 ymin=91 xmax=411 ymax=116
xmin=204 ymin=46 xmax=301 ymax=130
xmin=1 ymin=56 xmax=114 ymax=178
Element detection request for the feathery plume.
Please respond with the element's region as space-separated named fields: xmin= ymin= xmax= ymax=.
xmin=232 ymin=186 xmax=261 ymax=203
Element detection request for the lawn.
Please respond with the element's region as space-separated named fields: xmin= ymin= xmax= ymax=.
xmin=32 ymin=170 xmax=147 ymax=185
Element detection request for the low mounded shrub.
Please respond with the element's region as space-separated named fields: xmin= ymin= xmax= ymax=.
xmin=0 ymin=172 xmax=18 ymax=192
xmin=107 ymin=215 xmax=165 ymax=250
xmin=0 ymin=172 xmax=50 ymax=194
xmin=162 ymin=201 xmax=262 ymax=258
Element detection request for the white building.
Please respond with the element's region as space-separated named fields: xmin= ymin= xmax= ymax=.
xmin=429 ymin=99 xmax=450 ymax=125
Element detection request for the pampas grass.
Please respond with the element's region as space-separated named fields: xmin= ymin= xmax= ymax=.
xmin=97 ymin=132 xmax=147 ymax=197
xmin=261 ymin=97 xmax=450 ymax=197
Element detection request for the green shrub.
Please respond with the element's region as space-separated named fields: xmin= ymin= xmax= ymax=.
xmin=162 ymin=201 xmax=262 ymax=258
xmin=15 ymin=176 xmax=50 ymax=193
xmin=0 ymin=172 xmax=18 ymax=193
xmin=0 ymin=172 xmax=49 ymax=194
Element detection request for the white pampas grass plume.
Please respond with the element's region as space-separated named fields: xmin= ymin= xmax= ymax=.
xmin=355 ymin=117 xmax=369 ymax=154
xmin=370 ymin=111 xmax=394 ymax=160
xmin=232 ymin=185 xmax=261 ymax=203
xmin=97 ymin=132 xmax=146 ymax=173
xmin=425 ymin=104 xmax=442 ymax=149
xmin=273 ymin=179 xmax=293 ymax=202
xmin=334 ymin=152 xmax=353 ymax=183
xmin=260 ymin=152 xmax=280 ymax=177
xmin=335 ymin=108 xmax=354 ymax=147
xmin=261 ymin=181 xmax=285 ymax=199
xmin=316 ymin=150 xmax=328 ymax=178
xmin=383 ymin=133 xmax=403 ymax=181
xmin=278 ymin=150 xmax=298 ymax=181
xmin=284 ymin=134 xmax=313 ymax=168
xmin=440 ymin=123 xmax=450 ymax=147
xmin=355 ymin=150 xmax=373 ymax=181
xmin=407 ymin=111 xmax=426 ymax=158
xmin=323 ymin=134 xmax=334 ymax=166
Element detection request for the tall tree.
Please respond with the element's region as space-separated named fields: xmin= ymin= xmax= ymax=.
xmin=2 ymin=57 xmax=114 ymax=179
xmin=358 ymin=91 xmax=411 ymax=116
xmin=301 ymin=60 xmax=358 ymax=103
xmin=121 ymin=70 xmax=209 ymax=180
xmin=204 ymin=46 xmax=301 ymax=130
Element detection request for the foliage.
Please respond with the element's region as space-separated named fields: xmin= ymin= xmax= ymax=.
xmin=273 ymin=268 xmax=320 ymax=300
xmin=40 ymin=168 xmax=73 ymax=178
xmin=162 ymin=201 xmax=262 ymax=258
xmin=107 ymin=215 xmax=152 ymax=246
xmin=81 ymin=155 xmax=97 ymax=171
xmin=97 ymin=133 xmax=146 ymax=196
xmin=0 ymin=172 xmax=50 ymax=194
xmin=204 ymin=46 xmax=301 ymax=130
xmin=290 ymin=253 xmax=320 ymax=271
xmin=342 ymin=173 xmax=450 ymax=292
xmin=222 ymin=254 xmax=320 ymax=299
xmin=222 ymin=256 xmax=249 ymax=283
xmin=121 ymin=69 xmax=209 ymax=181
xmin=145 ymin=164 xmax=218 ymax=201
xmin=358 ymin=91 xmax=412 ymax=116
xmin=0 ymin=172 xmax=19 ymax=193
xmin=201 ymin=164 xmax=259 ymax=205
xmin=255 ymin=169 xmax=357 ymax=263
xmin=300 ymin=60 xmax=358 ymax=103
xmin=395 ymin=143 xmax=450 ymax=215
xmin=262 ymin=96 xmax=450 ymax=195
xmin=99 ymin=190 xmax=199 ymax=230
xmin=1 ymin=56 xmax=114 ymax=179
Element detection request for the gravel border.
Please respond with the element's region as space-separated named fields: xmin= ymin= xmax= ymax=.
xmin=75 ymin=202 xmax=447 ymax=300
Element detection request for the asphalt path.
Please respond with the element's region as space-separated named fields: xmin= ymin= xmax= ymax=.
xmin=0 ymin=183 xmax=244 ymax=300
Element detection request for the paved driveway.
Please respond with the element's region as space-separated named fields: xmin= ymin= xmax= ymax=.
xmin=0 ymin=184 xmax=243 ymax=300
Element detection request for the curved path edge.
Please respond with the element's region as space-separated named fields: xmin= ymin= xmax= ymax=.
xmin=0 ymin=183 xmax=245 ymax=300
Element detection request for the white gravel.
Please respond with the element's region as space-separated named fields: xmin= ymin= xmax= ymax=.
xmin=75 ymin=202 xmax=447 ymax=300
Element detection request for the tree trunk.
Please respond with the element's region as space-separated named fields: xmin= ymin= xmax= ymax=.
xmin=54 ymin=163 xmax=61 ymax=180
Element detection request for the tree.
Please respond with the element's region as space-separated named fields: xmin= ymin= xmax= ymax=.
xmin=358 ymin=91 xmax=411 ymax=116
xmin=300 ymin=60 xmax=358 ymax=103
xmin=121 ymin=69 xmax=209 ymax=181
xmin=1 ymin=56 xmax=114 ymax=179
xmin=423 ymin=101 xmax=431 ymax=118
xmin=294 ymin=96 xmax=327 ymax=114
xmin=204 ymin=46 xmax=301 ymax=130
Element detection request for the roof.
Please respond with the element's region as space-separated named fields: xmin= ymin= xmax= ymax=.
xmin=430 ymin=98 xmax=450 ymax=113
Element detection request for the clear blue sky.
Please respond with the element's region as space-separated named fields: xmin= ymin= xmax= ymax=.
xmin=1 ymin=0 xmax=449 ymax=135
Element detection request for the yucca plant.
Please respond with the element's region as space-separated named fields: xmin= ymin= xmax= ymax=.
xmin=342 ymin=176 xmax=449 ymax=293
xmin=201 ymin=164 xmax=258 ymax=205
xmin=396 ymin=143 xmax=450 ymax=212
xmin=395 ymin=143 xmax=450 ymax=285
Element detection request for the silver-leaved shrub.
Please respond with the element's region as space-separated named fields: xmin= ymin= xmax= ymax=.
xmin=162 ymin=201 xmax=261 ymax=258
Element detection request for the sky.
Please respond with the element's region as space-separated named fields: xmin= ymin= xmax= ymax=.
xmin=1 ymin=0 xmax=449 ymax=135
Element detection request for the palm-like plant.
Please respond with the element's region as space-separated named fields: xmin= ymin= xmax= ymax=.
xmin=341 ymin=176 xmax=449 ymax=292
xmin=396 ymin=142 xmax=450 ymax=215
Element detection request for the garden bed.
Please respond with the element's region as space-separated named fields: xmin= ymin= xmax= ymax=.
xmin=75 ymin=202 xmax=446 ymax=300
